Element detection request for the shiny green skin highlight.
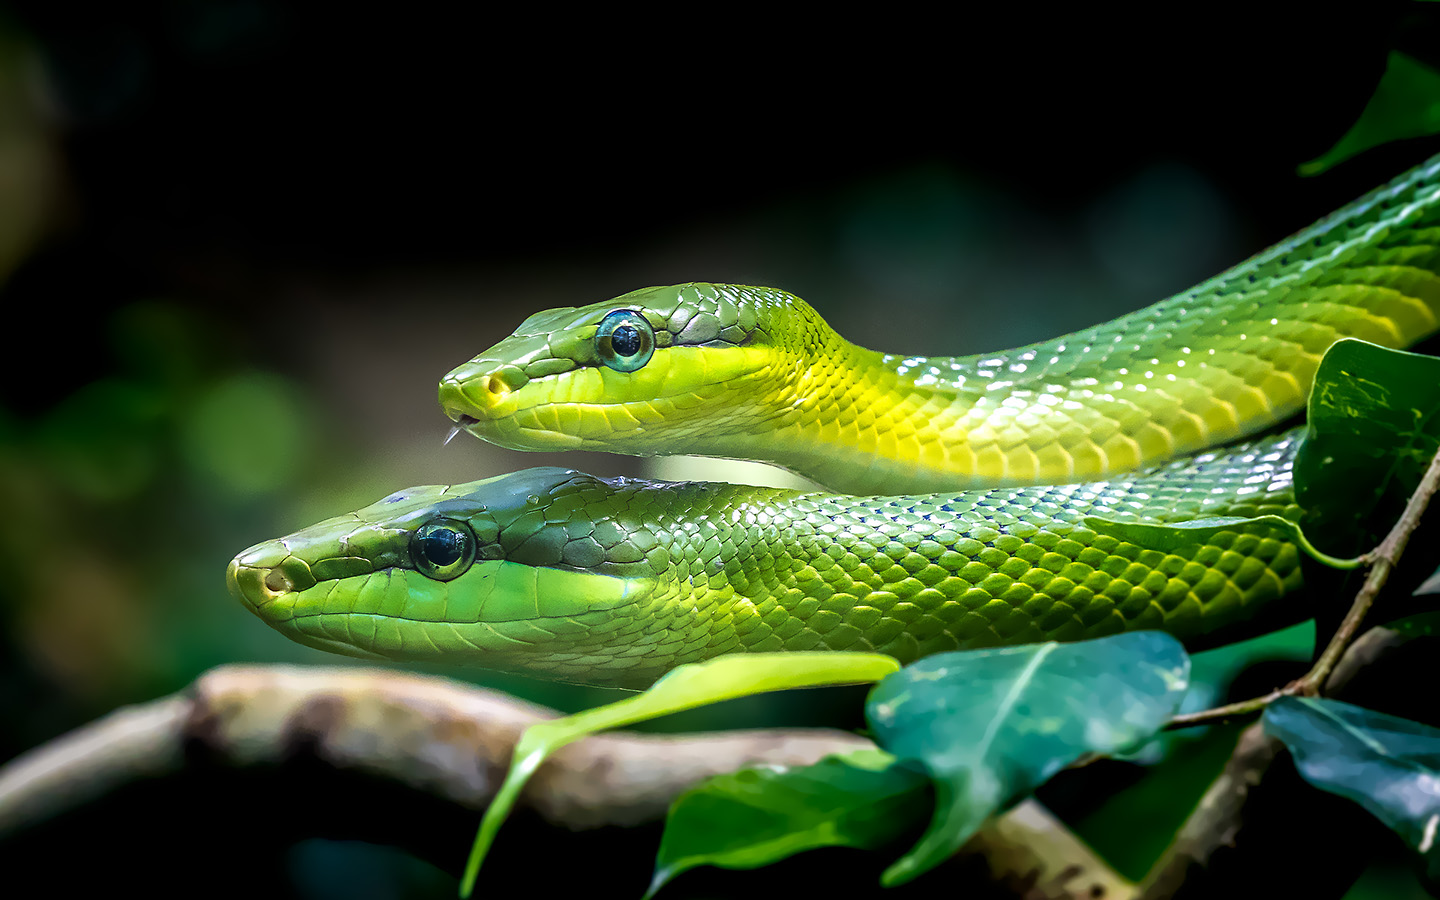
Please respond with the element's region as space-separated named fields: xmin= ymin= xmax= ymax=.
xmin=229 ymin=432 xmax=1302 ymax=689
xmin=440 ymin=157 xmax=1440 ymax=494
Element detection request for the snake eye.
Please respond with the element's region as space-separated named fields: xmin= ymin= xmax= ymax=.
xmin=410 ymin=519 xmax=476 ymax=581
xmin=595 ymin=309 xmax=655 ymax=373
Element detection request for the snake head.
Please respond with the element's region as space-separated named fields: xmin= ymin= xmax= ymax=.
xmin=437 ymin=282 xmax=829 ymax=457
xmin=226 ymin=467 xmax=672 ymax=686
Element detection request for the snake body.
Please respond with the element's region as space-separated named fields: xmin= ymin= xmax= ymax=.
xmin=439 ymin=157 xmax=1440 ymax=494
xmin=229 ymin=431 xmax=1300 ymax=688
xmin=230 ymin=155 xmax=1440 ymax=687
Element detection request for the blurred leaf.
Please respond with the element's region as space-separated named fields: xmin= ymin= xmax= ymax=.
xmin=1300 ymin=52 xmax=1440 ymax=176
xmin=109 ymin=301 xmax=207 ymax=390
xmin=864 ymin=632 xmax=1190 ymax=886
xmin=461 ymin=651 xmax=901 ymax=897
xmin=38 ymin=378 xmax=166 ymax=501
xmin=1295 ymin=340 xmax=1440 ymax=551
xmin=1264 ymin=697 xmax=1440 ymax=887
xmin=648 ymin=749 xmax=929 ymax=896
xmin=179 ymin=373 xmax=311 ymax=496
xmin=1085 ymin=514 xmax=1360 ymax=569
xmin=1384 ymin=612 xmax=1440 ymax=638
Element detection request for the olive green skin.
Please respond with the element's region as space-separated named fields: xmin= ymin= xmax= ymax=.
xmin=229 ymin=431 xmax=1302 ymax=689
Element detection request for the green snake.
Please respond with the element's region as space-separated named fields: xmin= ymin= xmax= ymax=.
xmin=229 ymin=156 xmax=1440 ymax=689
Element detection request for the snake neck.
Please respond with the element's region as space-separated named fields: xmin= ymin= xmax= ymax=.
xmin=736 ymin=329 xmax=986 ymax=493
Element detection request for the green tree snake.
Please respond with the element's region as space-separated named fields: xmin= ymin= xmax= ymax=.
xmin=229 ymin=156 xmax=1440 ymax=689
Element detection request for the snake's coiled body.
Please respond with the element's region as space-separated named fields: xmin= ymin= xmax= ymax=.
xmin=230 ymin=154 xmax=1440 ymax=687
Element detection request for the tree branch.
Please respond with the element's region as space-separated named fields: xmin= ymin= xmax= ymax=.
xmin=0 ymin=664 xmax=1129 ymax=899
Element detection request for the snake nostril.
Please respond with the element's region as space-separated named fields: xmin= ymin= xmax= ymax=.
xmin=483 ymin=374 xmax=508 ymax=396
xmin=265 ymin=569 xmax=294 ymax=593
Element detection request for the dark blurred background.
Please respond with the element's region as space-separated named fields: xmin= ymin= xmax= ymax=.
xmin=1 ymin=2 xmax=1439 ymax=897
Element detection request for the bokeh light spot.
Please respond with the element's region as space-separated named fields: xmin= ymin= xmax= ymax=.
xmin=180 ymin=373 xmax=310 ymax=495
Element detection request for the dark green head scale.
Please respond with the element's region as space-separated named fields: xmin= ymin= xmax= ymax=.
xmin=227 ymin=467 xmax=676 ymax=684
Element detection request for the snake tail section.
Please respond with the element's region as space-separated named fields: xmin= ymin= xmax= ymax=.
xmin=229 ymin=432 xmax=1304 ymax=689
xmin=440 ymin=155 xmax=1440 ymax=493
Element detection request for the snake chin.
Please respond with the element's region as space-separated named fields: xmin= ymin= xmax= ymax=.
xmin=283 ymin=630 xmax=392 ymax=662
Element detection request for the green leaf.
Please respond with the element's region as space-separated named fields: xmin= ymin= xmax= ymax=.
xmin=459 ymin=651 xmax=900 ymax=897
xmin=1382 ymin=611 xmax=1440 ymax=638
xmin=1299 ymin=52 xmax=1440 ymax=176
xmin=864 ymin=631 xmax=1190 ymax=886
xmin=648 ymin=749 xmax=930 ymax=897
xmin=1264 ymin=697 xmax=1440 ymax=886
xmin=1084 ymin=514 xmax=1361 ymax=570
xmin=1295 ymin=339 xmax=1440 ymax=551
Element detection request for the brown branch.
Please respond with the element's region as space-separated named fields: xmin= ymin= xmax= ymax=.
xmin=1133 ymin=719 xmax=1283 ymax=900
xmin=0 ymin=664 xmax=1129 ymax=899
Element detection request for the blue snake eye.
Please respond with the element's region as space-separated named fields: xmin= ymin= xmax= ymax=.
xmin=595 ymin=309 xmax=655 ymax=373
xmin=411 ymin=519 xmax=476 ymax=581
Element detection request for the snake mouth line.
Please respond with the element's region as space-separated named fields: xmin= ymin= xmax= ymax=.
xmin=447 ymin=391 xmax=720 ymax=442
xmin=283 ymin=608 xmax=593 ymax=628
xmin=444 ymin=414 xmax=479 ymax=445
xmin=447 ymin=364 xmax=757 ymax=419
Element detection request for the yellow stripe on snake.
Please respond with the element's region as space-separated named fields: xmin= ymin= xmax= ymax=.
xmin=230 ymin=156 xmax=1440 ymax=688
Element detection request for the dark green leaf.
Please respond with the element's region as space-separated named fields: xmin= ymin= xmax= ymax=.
xmin=864 ymin=632 xmax=1190 ymax=885
xmin=648 ymin=749 xmax=929 ymax=896
xmin=1300 ymin=52 xmax=1440 ymax=176
xmin=1295 ymin=339 xmax=1440 ymax=552
xmin=460 ymin=651 xmax=900 ymax=897
xmin=1264 ymin=697 xmax=1440 ymax=886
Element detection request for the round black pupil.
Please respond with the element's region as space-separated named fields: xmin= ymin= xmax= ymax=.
xmin=421 ymin=528 xmax=465 ymax=567
xmin=611 ymin=324 xmax=641 ymax=357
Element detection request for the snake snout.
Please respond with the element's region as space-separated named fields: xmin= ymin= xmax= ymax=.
xmin=227 ymin=540 xmax=317 ymax=617
xmin=438 ymin=360 xmax=530 ymax=423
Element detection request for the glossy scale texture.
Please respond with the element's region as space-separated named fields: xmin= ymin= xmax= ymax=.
xmin=441 ymin=156 xmax=1440 ymax=493
xmin=230 ymin=432 xmax=1301 ymax=688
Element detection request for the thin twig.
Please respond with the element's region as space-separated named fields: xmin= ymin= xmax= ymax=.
xmin=1165 ymin=442 xmax=1440 ymax=730
xmin=1164 ymin=690 xmax=1282 ymax=729
xmin=1294 ymin=443 xmax=1440 ymax=693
